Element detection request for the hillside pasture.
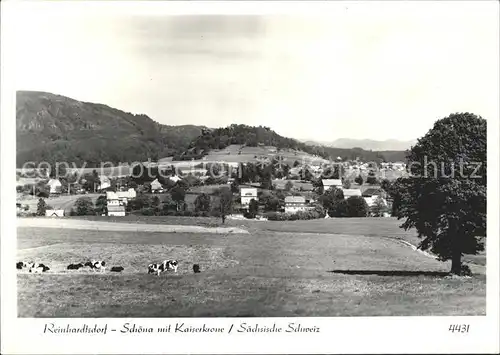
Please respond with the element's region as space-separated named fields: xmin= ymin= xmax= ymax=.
xmin=16 ymin=193 xmax=102 ymax=214
xmin=17 ymin=218 xmax=485 ymax=317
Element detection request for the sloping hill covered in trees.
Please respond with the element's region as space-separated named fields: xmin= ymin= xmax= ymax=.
xmin=177 ymin=124 xmax=407 ymax=162
xmin=16 ymin=91 xmax=407 ymax=168
xmin=16 ymin=91 xmax=204 ymax=167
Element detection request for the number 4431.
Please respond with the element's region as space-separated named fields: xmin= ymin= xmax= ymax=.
xmin=449 ymin=324 xmax=470 ymax=333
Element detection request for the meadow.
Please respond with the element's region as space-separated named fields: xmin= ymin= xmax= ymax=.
xmin=17 ymin=217 xmax=485 ymax=317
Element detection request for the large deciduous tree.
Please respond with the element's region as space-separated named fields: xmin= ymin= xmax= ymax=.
xmin=392 ymin=113 xmax=486 ymax=275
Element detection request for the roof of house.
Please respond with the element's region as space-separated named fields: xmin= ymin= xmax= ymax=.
xmin=106 ymin=191 xmax=119 ymax=200
xmin=362 ymin=188 xmax=384 ymax=197
xmin=343 ymin=189 xmax=362 ymax=197
xmin=240 ymin=187 xmax=258 ymax=192
xmin=322 ymin=179 xmax=342 ymax=186
xmin=47 ymin=179 xmax=62 ymax=186
xmin=151 ymin=178 xmax=162 ymax=187
xmin=284 ymin=196 xmax=306 ymax=204
xmin=99 ymin=175 xmax=111 ymax=183
xmin=116 ymin=189 xmax=136 ymax=198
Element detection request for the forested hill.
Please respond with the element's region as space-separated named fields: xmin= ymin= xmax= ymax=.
xmin=16 ymin=91 xmax=204 ymax=167
xmin=16 ymin=91 xmax=407 ymax=168
xmin=177 ymin=124 xmax=408 ymax=162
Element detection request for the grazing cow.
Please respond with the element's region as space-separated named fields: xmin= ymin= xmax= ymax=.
xmin=193 ymin=264 xmax=201 ymax=273
xmin=28 ymin=263 xmax=50 ymax=273
xmin=84 ymin=260 xmax=106 ymax=272
xmin=148 ymin=260 xmax=179 ymax=276
xmin=67 ymin=263 xmax=84 ymax=270
xmin=17 ymin=261 xmax=33 ymax=270
xmin=110 ymin=266 xmax=124 ymax=272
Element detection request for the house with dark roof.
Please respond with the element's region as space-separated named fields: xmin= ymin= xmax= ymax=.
xmin=362 ymin=188 xmax=385 ymax=198
xmin=362 ymin=188 xmax=387 ymax=207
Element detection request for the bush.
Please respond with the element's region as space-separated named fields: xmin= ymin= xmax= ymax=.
xmin=140 ymin=208 xmax=155 ymax=216
xmin=346 ymin=196 xmax=369 ymax=217
xmin=328 ymin=200 xmax=348 ymax=217
xmin=194 ymin=193 xmax=211 ymax=212
xmin=37 ymin=190 xmax=49 ymax=198
xmin=263 ymin=209 xmax=324 ymax=221
xmin=73 ymin=197 xmax=95 ymax=216
xmin=263 ymin=212 xmax=280 ymax=221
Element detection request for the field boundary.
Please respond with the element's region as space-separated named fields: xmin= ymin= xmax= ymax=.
xmin=17 ymin=218 xmax=249 ymax=234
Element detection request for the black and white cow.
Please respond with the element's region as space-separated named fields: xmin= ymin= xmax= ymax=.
xmin=16 ymin=261 xmax=28 ymax=270
xmin=148 ymin=260 xmax=178 ymax=276
xmin=84 ymin=260 xmax=106 ymax=272
xmin=28 ymin=263 xmax=50 ymax=273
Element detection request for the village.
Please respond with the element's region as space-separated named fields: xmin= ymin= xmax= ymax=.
xmin=16 ymin=157 xmax=404 ymax=221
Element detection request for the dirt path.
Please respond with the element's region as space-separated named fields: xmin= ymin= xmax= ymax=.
xmin=17 ymin=218 xmax=249 ymax=234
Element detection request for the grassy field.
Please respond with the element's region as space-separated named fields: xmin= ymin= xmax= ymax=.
xmin=17 ymin=193 xmax=102 ymax=214
xmin=17 ymin=217 xmax=485 ymax=317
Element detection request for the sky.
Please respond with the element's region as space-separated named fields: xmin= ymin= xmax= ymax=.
xmin=9 ymin=1 xmax=499 ymax=142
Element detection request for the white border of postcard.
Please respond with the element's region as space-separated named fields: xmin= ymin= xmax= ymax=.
xmin=1 ymin=1 xmax=499 ymax=354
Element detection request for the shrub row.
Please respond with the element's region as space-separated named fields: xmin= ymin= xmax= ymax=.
xmin=263 ymin=210 xmax=324 ymax=221
xmin=138 ymin=208 xmax=222 ymax=218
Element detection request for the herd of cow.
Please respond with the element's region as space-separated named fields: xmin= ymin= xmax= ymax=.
xmin=16 ymin=259 xmax=202 ymax=276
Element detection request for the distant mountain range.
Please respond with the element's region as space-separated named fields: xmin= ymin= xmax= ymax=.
xmin=16 ymin=91 xmax=408 ymax=168
xmin=302 ymin=138 xmax=417 ymax=151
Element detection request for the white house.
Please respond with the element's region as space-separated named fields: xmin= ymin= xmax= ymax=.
xmin=45 ymin=209 xmax=64 ymax=217
xmin=240 ymin=187 xmax=258 ymax=206
xmin=106 ymin=191 xmax=121 ymax=205
xmin=98 ymin=176 xmax=111 ymax=191
xmin=342 ymin=189 xmax=362 ymax=199
xmin=362 ymin=188 xmax=387 ymax=207
xmin=47 ymin=179 xmax=62 ymax=194
xmin=168 ymin=175 xmax=182 ymax=183
xmin=322 ymin=179 xmax=342 ymax=192
xmin=284 ymin=196 xmax=308 ymax=214
xmin=150 ymin=178 xmax=163 ymax=193
xmin=116 ymin=188 xmax=136 ymax=205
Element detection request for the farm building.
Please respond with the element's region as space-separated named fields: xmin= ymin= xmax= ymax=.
xmin=115 ymin=188 xmax=136 ymax=205
xmin=322 ymin=179 xmax=342 ymax=192
xmin=45 ymin=210 xmax=64 ymax=217
xmin=240 ymin=187 xmax=258 ymax=206
xmin=342 ymin=189 xmax=362 ymax=199
xmin=106 ymin=189 xmax=135 ymax=206
xmin=47 ymin=179 xmax=62 ymax=195
xmin=150 ymin=178 xmax=163 ymax=193
xmin=284 ymin=196 xmax=308 ymax=214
